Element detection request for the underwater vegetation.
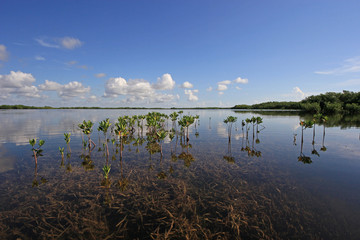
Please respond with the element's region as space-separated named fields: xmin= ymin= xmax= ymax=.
xmin=4 ymin=111 xmax=355 ymax=240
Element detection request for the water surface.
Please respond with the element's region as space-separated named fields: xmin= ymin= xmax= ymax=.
xmin=0 ymin=109 xmax=359 ymax=239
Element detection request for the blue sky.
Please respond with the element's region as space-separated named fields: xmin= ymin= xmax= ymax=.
xmin=1 ymin=0 xmax=360 ymax=107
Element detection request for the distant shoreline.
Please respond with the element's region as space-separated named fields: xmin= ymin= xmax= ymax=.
xmin=0 ymin=105 xmax=231 ymax=110
xmin=1 ymin=90 xmax=359 ymax=114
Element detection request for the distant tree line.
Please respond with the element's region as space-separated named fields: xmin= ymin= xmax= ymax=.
xmin=0 ymin=105 xmax=229 ymax=110
xmin=0 ymin=105 xmax=54 ymax=109
xmin=233 ymin=90 xmax=360 ymax=114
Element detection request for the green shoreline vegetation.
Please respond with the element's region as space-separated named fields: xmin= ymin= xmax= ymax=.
xmin=1 ymin=91 xmax=359 ymax=114
xmin=233 ymin=90 xmax=360 ymax=114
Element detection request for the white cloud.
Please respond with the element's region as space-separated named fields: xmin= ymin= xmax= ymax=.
xmin=184 ymin=89 xmax=199 ymax=101
xmin=217 ymin=84 xmax=228 ymax=91
xmin=0 ymin=44 xmax=9 ymax=61
xmin=38 ymin=80 xmax=62 ymax=91
xmin=95 ymin=73 xmax=106 ymax=78
xmin=235 ymin=86 xmax=242 ymax=90
xmin=105 ymin=78 xmax=154 ymax=97
xmin=104 ymin=76 xmax=177 ymax=104
xmin=218 ymin=92 xmax=224 ymax=95
xmin=39 ymin=79 xmax=90 ymax=98
xmin=233 ymin=77 xmax=248 ymax=84
xmin=0 ymin=71 xmax=36 ymax=88
xmin=60 ymin=37 xmax=83 ymax=49
xmin=89 ymin=95 xmax=98 ymax=101
xmin=206 ymin=86 xmax=213 ymax=92
xmin=151 ymin=94 xmax=178 ymax=103
xmin=104 ymin=77 xmax=128 ymax=97
xmin=35 ymin=56 xmax=45 ymax=61
xmin=315 ymin=56 xmax=360 ymax=75
xmin=35 ymin=38 xmax=60 ymax=48
xmin=293 ymin=86 xmax=305 ymax=99
xmin=0 ymin=71 xmax=40 ymax=98
xmin=281 ymin=86 xmax=308 ymax=101
xmin=181 ymin=81 xmax=193 ymax=89
xmin=15 ymin=85 xmax=41 ymax=98
xmin=60 ymin=81 xmax=90 ymax=98
xmin=35 ymin=37 xmax=83 ymax=50
xmin=218 ymin=80 xmax=231 ymax=85
xmin=153 ymin=73 xmax=175 ymax=90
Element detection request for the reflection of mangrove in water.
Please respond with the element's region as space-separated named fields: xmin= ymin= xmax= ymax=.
xmin=240 ymin=117 xmax=263 ymax=158
xmin=234 ymin=110 xmax=360 ymax=128
xmin=32 ymin=163 xmax=48 ymax=188
xmin=297 ymin=117 xmax=328 ymax=164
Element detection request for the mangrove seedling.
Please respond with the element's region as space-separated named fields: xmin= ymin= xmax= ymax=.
xmin=98 ymin=118 xmax=112 ymax=156
xmin=178 ymin=115 xmax=195 ymax=142
xmin=102 ymin=165 xmax=111 ymax=179
xmin=64 ymin=132 xmax=71 ymax=153
xmin=157 ymin=129 xmax=168 ymax=157
xmin=78 ymin=120 xmax=96 ymax=150
xmin=29 ymin=138 xmax=45 ymax=165
xmin=115 ymin=116 xmax=129 ymax=158
xmin=299 ymin=120 xmax=314 ymax=145
xmin=223 ymin=116 xmax=237 ymax=142
xmin=169 ymin=112 xmax=179 ymax=130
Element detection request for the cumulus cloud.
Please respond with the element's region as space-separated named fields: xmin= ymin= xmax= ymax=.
xmin=214 ymin=77 xmax=248 ymax=92
xmin=184 ymin=89 xmax=199 ymax=101
xmin=233 ymin=77 xmax=248 ymax=84
xmin=0 ymin=71 xmax=36 ymax=88
xmin=0 ymin=44 xmax=9 ymax=62
xmin=315 ymin=56 xmax=360 ymax=75
xmin=39 ymin=79 xmax=90 ymax=98
xmin=218 ymin=80 xmax=232 ymax=85
xmin=60 ymin=37 xmax=83 ymax=49
xmin=218 ymin=92 xmax=224 ymax=95
xmin=104 ymin=75 xmax=177 ymax=103
xmin=153 ymin=73 xmax=175 ymax=90
xmin=235 ymin=86 xmax=242 ymax=90
xmin=217 ymin=84 xmax=228 ymax=91
xmin=35 ymin=37 xmax=83 ymax=50
xmin=59 ymin=82 xmax=90 ymax=97
xmin=206 ymin=86 xmax=213 ymax=92
xmin=38 ymin=80 xmax=62 ymax=91
xmin=95 ymin=73 xmax=106 ymax=78
xmin=0 ymin=71 xmax=40 ymax=98
xmin=105 ymin=77 xmax=154 ymax=97
xmin=181 ymin=81 xmax=193 ymax=89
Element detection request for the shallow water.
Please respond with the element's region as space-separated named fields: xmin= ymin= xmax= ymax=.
xmin=0 ymin=109 xmax=359 ymax=239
